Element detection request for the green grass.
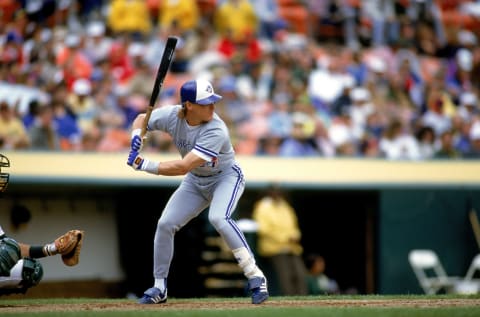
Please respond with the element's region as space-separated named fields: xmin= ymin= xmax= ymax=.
xmin=1 ymin=295 xmax=479 ymax=317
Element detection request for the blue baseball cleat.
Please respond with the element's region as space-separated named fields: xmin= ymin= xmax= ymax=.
xmin=138 ymin=287 xmax=167 ymax=304
xmin=248 ymin=276 xmax=269 ymax=304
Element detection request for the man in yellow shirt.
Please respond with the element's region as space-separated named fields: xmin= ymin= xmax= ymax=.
xmin=107 ymin=0 xmax=152 ymax=38
xmin=214 ymin=0 xmax=258 ymax=42
xmin=158 ymin=0 xmax=200 ymax=34
xmin=252 ymin=184 xmax=308 ymax=295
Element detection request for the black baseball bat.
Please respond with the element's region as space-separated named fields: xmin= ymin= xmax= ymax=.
xmin=141 ymin=36 xmax=178 ymax=137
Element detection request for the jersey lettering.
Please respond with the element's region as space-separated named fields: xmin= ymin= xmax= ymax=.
xmin=176 ymin=139 xmax=192 ymax=150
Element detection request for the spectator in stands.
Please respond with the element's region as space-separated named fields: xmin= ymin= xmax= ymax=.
xmin=80 ymin=125 xmax=101 ymax=152
xmin=22 ymin=100 xmax=41 ymax=130
xmin=28 ymin=104 xmax=60 ymax=151
xmin=214 ymin=0 xmax=258 ymax=43
xmin=52 ymin=98 xmax=82 ymax=151
xmin=278 ymin=112 xmax=319 ymax=157
xmin=313 ymin=119 xmax=336 ymax=157
xmin=55 ymin=32 xmax=93 ymax=90
xmin=457 ymin=91 xmax=479 ymax=124
xmin=187 ymin=23 xmax=229 ymax=77
xmin=113 ymin=86 xmax=139 ymax=130
xmin=107 ymin=0 xmax=152 ymax=40
xmin=67 ymin=78 xmax=97 ymax=134
xmin=1 ymin=31 xmax=23 ymax=66
xmin=409 ymin=0 xmax=446 ymax=56
xmin=347 ymin=49 xmax=369 ymax=86
xmin=157 ymin=0 xmax=200 ymax=35
xmin=359 ymin=0 xmax=397 ymax=47
xmin=252 ymin=0 xmax=285 ymax=40
xmin=464 ymin=122 xmax=480 ymax=159
xmin=434 ymin=129 xmax=462 ymax=159
xmin=445 ymin=48 xmax=475 ymax=102
xmin=84 ymin=21 xmax=112 ymax=65
xmin=348 ymin=86 xmax=375 ymax=143
xmin=162 ymin=20 xmax=196 ymax=74
xmin=364 ymin=111 xmax=385 ymax=141
xmin=256 ymin=135 xmax=283 ymax=156
xmin=0 ymin=0 xmax=476 ymax=160
xmin=378 ymin=119 xmax=420 ymax=160
xmin=0 ymin=102 xmax=30 ymax=150
xmin=328 ymin=110 xmax=355 ymax=156
xmin=19 ymin=0 xmax=56 ymax=26
xmin=331 ymin=75 xmax=355 ymax=116
xmin=107 ymin=38 xmax=136 ymax=85
xmin=365 ymin=55 xmax=391 ymax=102
xmin=421 ymin=82 xmax=453 ymax=137
xmin=217 ymin=75 xmax=251 ymax=126
xmin=452 ymin=115 xmax=474 ymax=156
xmin=0 ymin=0 xmax=20 ymax=25
xmin=252 ymin=184 xmax=308 ymax=296
xmin=415 ymin=126 xmax=436 ymax=160
xmin=308 ymin=53 xmax=350 ymax=114
xmin=128 ymin=59 xmax=156 ymax=99
xmin=266 ymin=95 xmax=292 ymax=140
xmin=76 ymin=0 xmax=105 ymax=23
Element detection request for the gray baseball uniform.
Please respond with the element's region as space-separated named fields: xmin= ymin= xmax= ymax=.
xmin=147 ymin=105 xmax=252 ymax=279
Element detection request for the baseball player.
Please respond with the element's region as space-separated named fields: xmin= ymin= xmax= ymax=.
xmin=126 ymin=79 xmax=269 ymax=304
xmin=0 ymin=153 xmax=84 ymax=295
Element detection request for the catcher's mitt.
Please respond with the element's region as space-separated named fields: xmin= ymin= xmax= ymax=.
xmin=54 ymin=230 xmax=84 ymax=266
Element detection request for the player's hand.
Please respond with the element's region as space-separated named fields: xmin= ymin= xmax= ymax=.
xmin=127 ymin=150 xmax=145 ymax=171
xmin=131 ymin=129 xmax=144 ymax=152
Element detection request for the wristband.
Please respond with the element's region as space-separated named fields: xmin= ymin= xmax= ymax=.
xmin=141 ymin=159 xmax=159 ymax=175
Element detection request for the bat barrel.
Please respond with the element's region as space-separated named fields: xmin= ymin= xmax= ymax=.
xmin=141 ymin=36 xmax=178 ymax=137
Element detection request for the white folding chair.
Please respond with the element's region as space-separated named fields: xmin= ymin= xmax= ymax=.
xmin=465 ymin=254 xmax=480 ymax=281
xmin=454 ymin=254 xmax=480 ymax=294
xmin=408 ymin=249 xmax=461 ymax=294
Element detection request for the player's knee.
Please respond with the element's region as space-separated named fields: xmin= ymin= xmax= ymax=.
xmin=156 ymin=218 xmax=179 ymax=235
xmin=208 ymin=214 xmax=228 ymax=230
xmin=0 ymin=237 xmax=21 ymax=276
xmin=21 ymin=257 xmax=43 ymax=287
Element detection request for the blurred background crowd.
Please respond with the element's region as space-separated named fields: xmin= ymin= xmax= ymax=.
xmin=1 ymin=0 xmax=480 ymax=159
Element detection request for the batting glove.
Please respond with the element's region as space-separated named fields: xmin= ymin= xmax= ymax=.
xmin=131 ymin=129 xmax=144 ymax=152
xmin=127 ymin=150 xmax=144 ymax=170
xmin=127 ymin=150 xmax=159 ymax=175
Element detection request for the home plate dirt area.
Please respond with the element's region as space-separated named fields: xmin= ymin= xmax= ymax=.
xmin=1 ymin=298 xmax=480 ymax=313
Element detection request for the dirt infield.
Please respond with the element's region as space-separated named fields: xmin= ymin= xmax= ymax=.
xmin=2 ymin=298 xmax=480 ymax=313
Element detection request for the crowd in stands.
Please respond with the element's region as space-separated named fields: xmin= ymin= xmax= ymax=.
xmin=1 ymin=0 xmax=480 ymax=159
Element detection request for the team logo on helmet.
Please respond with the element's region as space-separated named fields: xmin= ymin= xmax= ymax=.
xmin=0 ymin=154 xmax=10 ymax=193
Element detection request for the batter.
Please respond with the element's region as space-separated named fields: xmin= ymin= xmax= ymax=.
xmin=127 ymin=79 xmax=269 ymax=304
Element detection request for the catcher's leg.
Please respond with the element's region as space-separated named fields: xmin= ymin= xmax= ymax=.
xmin=0 ymin=236 xmax=21 ymax=276
xmin=0 ymin=258 xmax=43 ymax=296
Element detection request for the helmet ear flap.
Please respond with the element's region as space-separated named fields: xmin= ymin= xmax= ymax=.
xmin=0 ymin=154 xmax=10 ymax=193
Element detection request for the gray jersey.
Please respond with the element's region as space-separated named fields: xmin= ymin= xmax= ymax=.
xmin=148 ymin=105 xmax=236 ymax=177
